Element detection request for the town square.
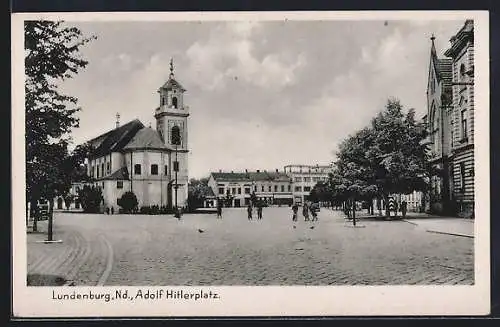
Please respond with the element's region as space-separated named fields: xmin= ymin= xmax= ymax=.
xmin=20 ymin=16 xmax=480 ymax=289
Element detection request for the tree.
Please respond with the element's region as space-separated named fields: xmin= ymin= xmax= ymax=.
xmin=117 ymin=191 xmax=139 ymax=214
xmin=187 ymin=178 xmax=212 ymax=211
xmin=368 ymin=99 xmax=429 ymax=216
xmin=25 ymin=20 xmax=95 ymax=227
xmin=78 ymin=185 xmax=103 ymax=213
xmin=330 ymin=98 xmax=430 ymax=219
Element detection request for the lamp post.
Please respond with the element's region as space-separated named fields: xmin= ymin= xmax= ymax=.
xmin=172 ymin=125 xmax=181 ymax=218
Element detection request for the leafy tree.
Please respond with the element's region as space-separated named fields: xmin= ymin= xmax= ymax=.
xmin=25 ymin=20 xmax=94 ymax=213
xmin=117 ymin=191 xmax=139 ymax=214
xmin=330 ymin=99 xmax=429 ymax=219
xmin=187 ymin=178 xmax=212 ymax=211
xmin=78 ymin=185 xmax=103 ymax=213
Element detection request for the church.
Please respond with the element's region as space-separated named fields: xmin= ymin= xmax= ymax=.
xmin=77 ymin=59 xmax=190 ymax=212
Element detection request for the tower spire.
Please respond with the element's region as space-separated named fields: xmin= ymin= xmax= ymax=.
xmin=169 ymin=57 xmax=175 ymax=79
xmin=115 ymin=112 xmax=120 ymax=128
xmin=430 ymin=34 xmax=437 ymax=57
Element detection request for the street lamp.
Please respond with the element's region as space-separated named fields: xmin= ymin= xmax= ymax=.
xmin=172 ymin=126 xmax=181 ymax=218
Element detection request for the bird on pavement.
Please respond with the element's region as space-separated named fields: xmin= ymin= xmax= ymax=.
xmin=293 ymin=225 xmax=296 ymax=229
xmin=309 ymin=226 xmax=315 ymax=229
xmin=198 ymin=229 xmax=205 ymax=233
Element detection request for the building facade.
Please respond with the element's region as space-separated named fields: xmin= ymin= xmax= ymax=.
xmin=444 ymin=20 xmax=475 ymax=217
xmin=425 ymin=34 xmax=454 ymax=214
xmin=283 ymin=164 xmax=333 ymax=205
xmin=207 ymin=164 xmax=333 ymax=207
xmin=207 ymin=170 xmax=293 ymax=207
xmin=74 ymin=60 xmax=190 ymax=212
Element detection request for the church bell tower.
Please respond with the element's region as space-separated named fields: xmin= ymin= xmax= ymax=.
xmin=154 ymin=58 xmax=190 ymax=207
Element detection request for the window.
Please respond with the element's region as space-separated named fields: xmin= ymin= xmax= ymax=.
xmin=294 ymin=177 xmax=302 ymax=182
xmin=172 ymin=97 xmax=178 ymax=108
xmin=304 ymin=186 xmax=311 ymax=192
xmin=274 ymin=185 xmax=278 ymax=192
xmin=295 ymin=186 xmax=302 ymax=192
xmin=161 ymin=97 xmax=165 ymax=106
xmin=232 ymin=188 xmax=236 ymax=194
xmin=238 ymin=188 xmax=241 ymax=194
xmin=288 ymin=185 xmax=291 ymax=192
xmin=218 ymin=188 xmax=224 ymax=195
xmin=254 ymin=185 xmax=257 ymax=191
xmin=117 ymin=181 xmax=123 ymax=189
xmin=171 ymin=125 xmax=181 ymax=145
xmin=281 ymin=185 xmax=285 ymax=192
xmin=461 ymin=110 xmax=468 ymax=140
xmin=97 ymin=166 xmax=100 ymax=178
xmin=268 ymin=185 xmax=272 ymax=192
xmin=261 ymin=185 xmax=264 ymax=192
xmin=460 ymin=162 xmax=466 ymax=192
xmin=101 ymin=163 xmax=105 ymax=176
xmin=460 ymin=63 xmax=466 ymax=79
xmin=107 ymin=162 xmax=110 ymax=174
xmin=151 ymin=164 xmax=158 ymax=175
xmin=304 ymin=177 xmax=311 ymax=182
xmin=430 ymin=76 xmax=435 ymax=94
xmin=134 ymin=164 xmax=141 ymax=175
xmin=245 ymin=188 xmax=250 ymax=194
xmin=165 ymin=165 xmax=168 ymax=175
xmin=173 ymin=161 xmax=179 ymax=172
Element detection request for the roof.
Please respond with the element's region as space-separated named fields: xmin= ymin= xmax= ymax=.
xmin=160 ymin=78 xmax=186 ymax=92
xmin=97 ymin=167 xmax=129 ymax=181
xmin=123 ymin=127 xmax=170 ymax=151
xmin=211 ymin=171 xmax=291 ymax=182
xmin=88 ymin=119 xmax=145 ymax=158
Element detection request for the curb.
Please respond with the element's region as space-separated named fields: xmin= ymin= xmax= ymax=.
xmin=426 ymin=229 xmax=474 ymax=238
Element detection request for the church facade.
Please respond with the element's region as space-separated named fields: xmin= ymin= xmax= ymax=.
xmin=79 ymin=60 xmax=190 ymax=212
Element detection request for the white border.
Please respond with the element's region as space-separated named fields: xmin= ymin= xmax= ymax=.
xmin=12 ymin=11 xmax=490 ymax=317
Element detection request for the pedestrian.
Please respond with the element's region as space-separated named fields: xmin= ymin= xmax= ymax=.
xmin=216 ymin=201 xmax=222 ymax=219
xmin=292 ymin=203 xmax=298 ymax=222
xmin=393 ymin=201 xmax=399 ymax=218
xmin=257 ymin=202 xmax=263 ymax=220
xmin=247 ymin=203 xmax=253 ymax=220
xmin=310 ymin=203 xmax=318 ymax=221
xmin=110 ymin=207 xmax=114 ymax=215
xmin=302 ymin=202 xmax=310 ymax=221
xmin=401 ymin=200 xmax=407 ymax=219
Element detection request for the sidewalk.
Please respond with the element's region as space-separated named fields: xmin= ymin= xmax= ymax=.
xmin=341 ymin=210 xmax=474 ymax=238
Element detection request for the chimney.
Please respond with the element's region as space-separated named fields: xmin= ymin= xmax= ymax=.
xmin=219 ymin=169 xmax=222 ymax=173
xmin=276 ymin=168 xmax=278 ymax=173
xmin=245 ymin=169 xmax=248 ymax=173
xmin=256 ymin=169 xmax=260 ymax=173
xmin=231 ymin=170 xmax=234 ymax=173
xmin=115 ymin=113 xmax=120 ymax=128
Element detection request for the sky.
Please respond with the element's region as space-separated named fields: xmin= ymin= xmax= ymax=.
xmin=58 ymin=18 xmax=466 ymax=179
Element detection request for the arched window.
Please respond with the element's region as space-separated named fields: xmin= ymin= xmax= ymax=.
xmin=171 ymin=125 xmax=181 ymax=145
xmin=161 ymin=96 xmax=165 ymax=106
xmin=172 ymin=97 xmax=178 ymax=108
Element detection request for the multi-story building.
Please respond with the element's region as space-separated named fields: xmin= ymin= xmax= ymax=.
xmin=425 ymin=34 xmax=454 ymax=214
xmin=207 ymin=169 xmax=293 ymax=207
xmin=284 ymin=164 xmax=333 ymax=205
xmin=444 ymin=19 xmax=475 ymax=217
xmin=207 ymin=164 xmax=333 ymax=207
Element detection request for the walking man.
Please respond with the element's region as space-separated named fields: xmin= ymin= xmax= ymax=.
xmin=247 ymin=203 xmax=253 ymax=220
xmin=401 ymin=200 xmax=407 ymax=219
xmin=257 ymin=202 xmax=263 ymax=220
xmin=292 ymin=203 xmax=299 ymax=222
xmin=216 ymin=201 xmax=223 ymax=219
xmin=302 ymin=202 xmax=310 ymax=221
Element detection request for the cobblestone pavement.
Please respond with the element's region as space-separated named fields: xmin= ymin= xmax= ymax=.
xmin=27 ymin=208 xmax=474 ymax=286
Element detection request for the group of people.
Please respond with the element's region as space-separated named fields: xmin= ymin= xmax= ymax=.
xmin=215 ymin=201 xmax=264 ymax=220
xmin=292 ymin=202 xmax=319 ymax=222
xmin=247 ymin=202 xmax=264 ymax=220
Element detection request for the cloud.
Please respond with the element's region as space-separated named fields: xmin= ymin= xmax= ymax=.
xmin=185 ymin=21 xmax=307 ymax=92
